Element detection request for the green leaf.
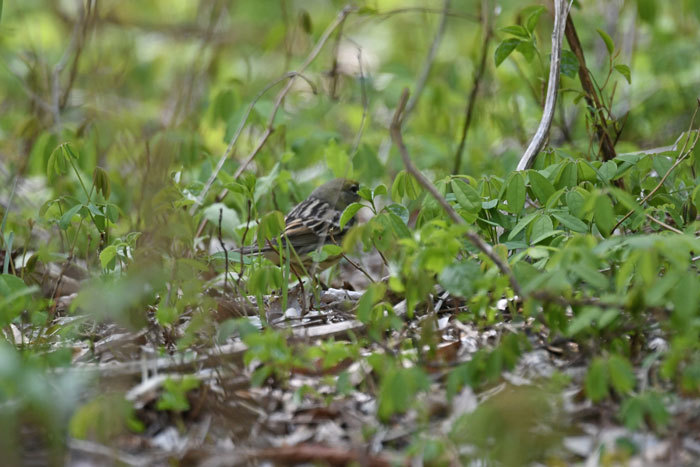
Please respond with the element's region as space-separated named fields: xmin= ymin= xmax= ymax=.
xmin=385 ymin=203 xmax=409 ymax=224
xmin=358 ymin=187 xmax=373 ymax=201
xmin=156 ymin=305 xmax=178 ymax=326
xmin=357 ymin=283 xmax=385 ymax=323
xmin=451 ymin=180 xmax=481 ymax=213
xmin=619 ymin=397 xmax=646 ymax=430
xmin=494 ymin=38 xmax=521 ymax=67
xmin=614 ymin=64 xmax=631 ymax=84
xmin=573 ymin=263 xmax=608 ymax=290
xmin=500 ymin=25 xmax=530 ymax=39
xmin=566 ymin=189 xmax=587 ymax=218
xmin=516 ymin=40 xmax=536 ymax=63
xmin=525 ymin=6 xmax=545 ymax=33
xmin=552 ymin=212 xmax=588 ymax=233
xmin=257 ymin=211 xmax=285 ymax=248
xmin=59 ymin=204 xmax=84 ymax=230
xmin=47 ymin=145 xmax=69 ymax=181
xmin=529 ymin=215 xmax=554 ymax=244
xmin=528 ymin=171 xmax=555 ymax=205
xmin=439 ymin=260 xmax=482 ymax=297
xmin=672 ymin=274 xmax=698 ymax=324
xmin=594 ymin=194 xmax=616 ymax=237
xmin=585 ymin=357 xmax=609 ymax=402
xmin=508 ymin=212 xmax=538 ymax=240
xmin=373 ymin=184 xmax=387 ymax=197
xmin=560 ymin=50 xmax=580 ymax=78
xmin=694 ymin=185 xmax=700 ymax=212
xmin=505 ymin=173 xmax=526 ymax=213
xmin=385 ymin=211 xmax=411 ymax=238
xmin=62 ymin=142 xmax=78 ymax=160
xmin=567 ymin=307 xmax=600 ymax=336
xmin=391 ymin=171 xmax=406 ymax=202
xmin=555 ymin=161 xmax=578 ymax=189
xmin=99 ymin=245 xmax=118 ymax=269
xmin=608 ymin=355 xmax=636 ymax=394
xmin=597 ymin=28 xmax=614 ymax=55
xmin=340 ymin=202 xmax=363 ymax=229
xmin=92 ymin=166 xmax=111 ymax=199
xmin=0 ymin=273 xmax=29 ymax=295
xmin=598 ymin=160 xmax=618 ymax=182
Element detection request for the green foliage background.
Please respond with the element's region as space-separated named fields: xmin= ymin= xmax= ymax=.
xmin=1 ymin=0 xmax=700 ymax=463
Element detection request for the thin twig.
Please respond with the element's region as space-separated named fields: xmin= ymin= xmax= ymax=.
xmin=191 ymin=5 xmax=356 ymax=219
xmin=217 ymin=207 xmax=230 ymax=292
xmin=390 ymin=88 xmax=522 ymax=297
xmin=403 ymin=0 xmax=450 ymax=120
xmin=612 ymin=102 xmax=700 ymax=232
xmin=349 ymin=43 xmax=369 ymax=158
xmin=366 ymin=7 xmax=478 ymax=23
xmin=645 ymin=214 xmax=683 ymax=234
xmin=52 ymin=0 xmax=92 ymax=130
xmin=341 ymin=253 xmax=375 ymax=283
xmin=453 ymin=0 xmax=491 ymax=174
xmin=191 ymin=73 xmax=292 ymax=217
xmin=59 ymin=0 xmax=94 ymax=110
xmin=516 ymin=0 xmax=571 ymax=171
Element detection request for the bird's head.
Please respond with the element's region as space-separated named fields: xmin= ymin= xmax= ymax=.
xmin=310 ymin=178 xmax=361 ymax=210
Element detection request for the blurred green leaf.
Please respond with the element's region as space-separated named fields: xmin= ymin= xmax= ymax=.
xmin=597 ymin=28 xmax=614 ymax=55
xmin=494 ymin=38 xmax=521 ymax=67
xmin=614 ymin=64 xmax=631 ymax=84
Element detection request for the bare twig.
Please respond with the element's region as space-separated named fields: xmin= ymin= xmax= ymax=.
xmin=191 ymin=5 xmax=355 ymax=219
xmin=370 ymin=7 xmax=478 ymax=22
xmin=52 ymin=0 xmax=94 ymax=130
xmin=217 ymin=207 xmax=230 ymax=292
xmin=453 ymin=0 xmax=491 ymax=174
xmin=403 ymin=0 xmax=450 ymax=120
xmin=612 ymin=102 xmax=700 ymax=232
xmin=390 ymin=88 xmax=522 ymax=297
xmin=516 ymin=0 xmax=571 ymax=171
xmin=349 ymin=43 xmax=369 ymax=158
xmin=645 ymin=214 xmax=683 ymax=234
xmin=564 ymin=13 xmax=617 ymax=162
xmin=191 ymin=73 xmax=293 ymax=218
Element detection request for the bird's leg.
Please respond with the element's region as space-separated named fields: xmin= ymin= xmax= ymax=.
xmin=290 ymin=267 xmax=308 ymax=315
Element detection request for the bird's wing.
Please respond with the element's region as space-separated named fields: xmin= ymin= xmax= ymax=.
xmin=237 ymin=197 xmax=354 ymax=256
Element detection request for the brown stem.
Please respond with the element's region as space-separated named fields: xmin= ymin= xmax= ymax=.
xmin=564 ymin=13 xmax=617 ymax=162
xmin=390 ymin=88 xmax=523 ymax=297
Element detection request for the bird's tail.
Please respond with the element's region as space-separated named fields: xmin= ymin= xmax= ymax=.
xmin=234 ymin=244 xmax=276 ymax=256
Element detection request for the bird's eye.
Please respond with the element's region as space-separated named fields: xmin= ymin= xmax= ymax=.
xmin=350 ymin=184 xmax=359 ymax=193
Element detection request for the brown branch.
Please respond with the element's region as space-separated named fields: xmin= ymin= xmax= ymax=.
xmin=390 ymin=88 xmax=523 ymax=297
xmin=453 ymin=0 xmax=491 ymax=174
xmin=564 ymin=13 xmax=617 ymax=162
xmin=516 ymin=0 xmax=571 ymax=171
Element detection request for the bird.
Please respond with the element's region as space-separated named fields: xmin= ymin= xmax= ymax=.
xmin=238 ymin=178 xmax=361 ymax=277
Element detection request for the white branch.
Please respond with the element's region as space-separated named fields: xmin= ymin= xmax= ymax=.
xmin=516 ymin=0 xmax=571 ymax=171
